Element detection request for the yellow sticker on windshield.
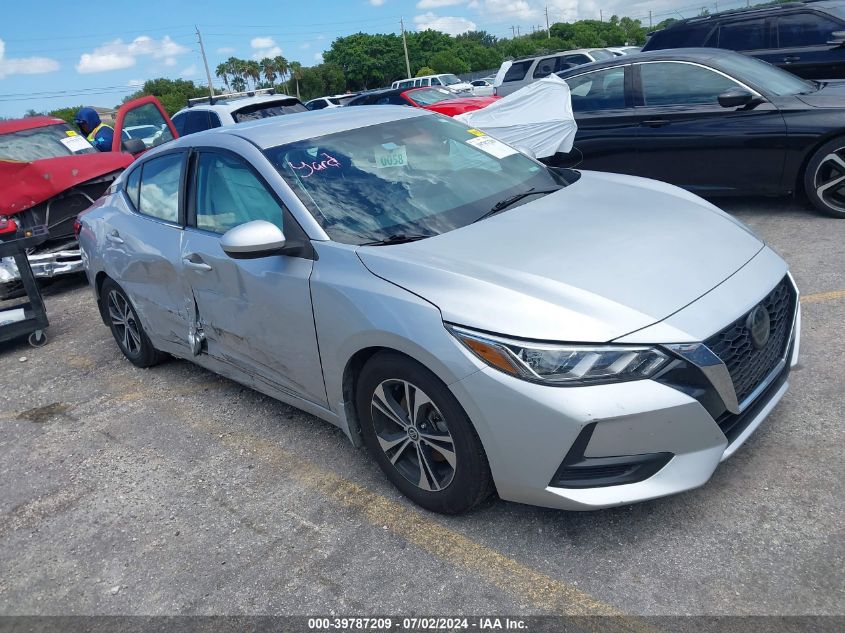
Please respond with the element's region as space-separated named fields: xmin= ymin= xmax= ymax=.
xmin=66 ymin=130 xmax=77 ymax=136
xmin=466 ymin=128 xmax=485 ymax=137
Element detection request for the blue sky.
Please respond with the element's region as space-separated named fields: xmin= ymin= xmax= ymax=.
xmin=0 ymin=0 xmax=763 ymax=118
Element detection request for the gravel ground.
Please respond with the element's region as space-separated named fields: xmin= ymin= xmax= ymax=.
xmin=0 ymin=195 xmax=842 ymax=618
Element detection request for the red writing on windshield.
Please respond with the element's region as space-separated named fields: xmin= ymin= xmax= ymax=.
xmin=288 ymin=153 xmax=341 ymax=178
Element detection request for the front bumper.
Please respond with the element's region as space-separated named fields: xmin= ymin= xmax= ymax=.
xmin=0 ymin=247 xmax=84 ymax=285
xmin=448 ymin=281 xmax=800 ymax=512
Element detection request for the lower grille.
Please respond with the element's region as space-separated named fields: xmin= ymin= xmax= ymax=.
xmin=704 ymin=277 xmax=796 ymax=405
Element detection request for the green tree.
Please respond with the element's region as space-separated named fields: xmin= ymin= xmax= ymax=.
xmin=415 ymin=66 xmax=436 ymax=77
xmin=215 ymin=62 xmax=230 ymax=90
xmin=47 ymin=106 xmax=84 ymax=124
xmin=428 ymin=50 xmax=469 ymax=75
xmin=260 ymin=57 xmax=278 ymax=86
xmin=123 ymin=78 xmax=209 ymax=115
xmin=288 ymin=61 xmax=303 ymax=99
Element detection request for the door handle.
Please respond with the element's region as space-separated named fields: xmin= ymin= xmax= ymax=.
xmin=641 ymin=120 xmax=670 ymax=128
xmin=783 ymin=56 xmax=801 ymax=63
xmin=106 ymin=231 xmax=124 ymax=244
xmin=182 ymin=257 xmax=212 ymax=272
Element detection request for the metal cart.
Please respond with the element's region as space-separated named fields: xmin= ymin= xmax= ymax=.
xmin=0 ymin=226 xmax=50 ymax=347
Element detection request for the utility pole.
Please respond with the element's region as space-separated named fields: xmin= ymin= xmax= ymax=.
xmin=195 ymin=26 xmax=214 ymax=99
xmin=600 ymin=10 xmax=603 ymax=22
xmin=400 ymin=18 xmax=411 ymax=79
xmin=649 ymin=10 xmax=653 ymax=29
xmin=511 ymin=25 xmax=516 ymax=37
xmin=545 ymin=5 xmax=551 ymax=38
xmin=516 ymin=25 xmax=521 ymax=36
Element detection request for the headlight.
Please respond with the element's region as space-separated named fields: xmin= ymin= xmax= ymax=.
xmin=448 ymin=325 xmax=670 ymax=386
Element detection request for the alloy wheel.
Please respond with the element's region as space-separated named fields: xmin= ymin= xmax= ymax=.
xmin=370 ymin=379 xmax=457 ymax=491
xmin=813 ymin=150 xmax=845 ymax=214
xmin=107 ymin=289 xmax=142 ymax=356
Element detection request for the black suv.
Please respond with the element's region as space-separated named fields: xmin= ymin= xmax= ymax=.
xmin=642 ymin=0 xmax=845 ymax=79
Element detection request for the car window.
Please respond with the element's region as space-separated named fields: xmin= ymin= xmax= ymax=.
xmin=125 ymin=167 xmax=141 ymax=210
xmin=406 ymin=88 xmax=453 ymax=106
xmin=195 ymin=152 xmax=284 ymax=234
xmin=208 ymin=112 xmax=221 ymax=128
xmin=589 ymin=49 xmax=614 ymax=60
xmin=534 ymin=57 xmax=558 ymax=78
xmin=171 ymin=113 xmax=187 ymax=136
xmin=640 ymin=62 xmax=739 ymax=106
xmin=645 ymin=23 xmax=713 ymax=49
xmin=503 ymin=60 xmax=531 ymax=82
xmin=183 ymin=111 xmax=212 ymax=136
xmin=307 ymin=100 xmax=328 ymax=110
xmin=265 ymin=116 xmax=572 ymax=245
xmin=566 ymin=67 xmax=627 ymax=111
xmin=0 ymin=123 xmax=96 ymax=161
xmin=138 ymin=153 xmax=182 ymax=223
xmin=121 ymin=102 xmax=174 ymax=148
xmin=777 ymin=12 xmax=842 ymax=47
xmin=563 ymin=54 xmax=591 ymax=66
xmin=231 ymin=99 xmax=308 ymax=123
xmin=719 ymin=19 xmax=768 ymax=50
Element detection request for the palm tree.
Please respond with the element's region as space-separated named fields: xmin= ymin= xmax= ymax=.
xmin=274 ymin=55 xmax=289 ymax=90
xmin=288 ymin=61 xmax=302 ymax=100
xmin=245 ymin=60 xmax=261 ymax=90
xmin=260 ymin=57 xmax=277 ymax=86
xmin=215 ymin=62 xmax=230 ymax=90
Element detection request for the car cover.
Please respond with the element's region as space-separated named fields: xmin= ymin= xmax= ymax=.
xmin=454 ymin=74 xmax=577 ymax=159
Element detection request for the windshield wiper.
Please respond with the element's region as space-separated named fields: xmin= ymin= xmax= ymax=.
xmin=473 ymin=188 xmax=560 ymax=224
xmin=359 ymin=233 xmax=431 ymax=246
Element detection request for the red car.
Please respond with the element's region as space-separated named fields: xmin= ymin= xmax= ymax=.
xmin=0 ymin=96 xmax=175 ymax=293
xmin=402 ymin=87 xmax=499 ymax=116
xmin=347 ymin=86 xmax=498 ymax=116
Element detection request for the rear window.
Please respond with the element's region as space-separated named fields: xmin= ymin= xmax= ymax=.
xmin=589 ymin=49 xmax=614 ymax=60
xmin=644 ymin=23 xmax=714 ymax=49
xmin=405 ymin=88 xmax=454 ymax=106
xmin=231 ymin=99 xmax=308 ymax=123
xmin=0 ymin=124 xmax=96 ymax=161
xmin=503 ymin=60 xmax=531 ymax=82
xmin=719 ymin=19 xmax=768 ymax=50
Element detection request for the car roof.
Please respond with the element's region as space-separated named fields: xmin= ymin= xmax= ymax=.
xmin=174 ymin=93 xmax=299 ymax=116
xmin=160 ymin=105 xmax=430 ymax=151
xmin=0 ymin=116 xmax=66 ymax=135
xmin=653 ymin=0 xmax=839 ymax=29
xmin=556 ymin=47 xmax=746 ymax=77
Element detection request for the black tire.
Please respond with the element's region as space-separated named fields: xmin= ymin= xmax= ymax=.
xmin=100 ymin=278 xmax=166 ymax=368
xmin=804 ymin=137 xmax=845 ymax=218
xmin=356 ymin=351 xmax=493 ymax=514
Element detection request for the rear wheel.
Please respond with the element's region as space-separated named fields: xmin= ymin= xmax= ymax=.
xmin=100 ymin=278 xmax=166 ymax=368
xmin=356 ymin=352 xmax=493 ymax=514
xmin=804 ymin=137 xmax=845 ymax=218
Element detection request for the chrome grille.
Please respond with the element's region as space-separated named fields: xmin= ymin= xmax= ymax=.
xmin=704 ymin=277 xmax=796 ymax=405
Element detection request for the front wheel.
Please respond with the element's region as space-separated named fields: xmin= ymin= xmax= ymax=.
xmin=356 ymin=352 xmax=493 ymax=514
xmin=804 ymin=137 xmax=845 ymax=218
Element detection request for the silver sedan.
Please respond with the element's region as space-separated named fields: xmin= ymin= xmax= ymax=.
xmin=78 ymin=106 xmax=800 ymax=514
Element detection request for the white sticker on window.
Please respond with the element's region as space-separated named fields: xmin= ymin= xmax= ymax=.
xmin=374 ymin=144 xmax=408 ymax=168
xmin=466 ymin=135 xmax=518 ymax=159
xmin=60 ymin=135 xmax=94 ymax=153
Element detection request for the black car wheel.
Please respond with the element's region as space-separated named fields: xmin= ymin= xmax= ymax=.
xmin=356 ymin=351 xmax=493 ymax=514
xmin=100 ymin=278 xmax=166 ymax=368
xmin=805 ymin=137 xmax=845 ymax=218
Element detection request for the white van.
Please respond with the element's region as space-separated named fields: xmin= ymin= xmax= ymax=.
xmin=391 ymin=73 xmax=473 ymax=94
xmin=493 ymin=49 xmax=614 ymax=96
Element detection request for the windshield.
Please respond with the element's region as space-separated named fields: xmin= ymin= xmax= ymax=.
xmin=589 ymin=49 xmax=614 ymax=60
xmin=405 ymin=88 xmax=455 ymax=106
xmin=232 ymin=99 xmax=308 ymax=122
xmin=265 ymin=115 xmax=571 ymax=245
xmin=718 ymin=53 xmax=815 ymax=96
xmin=439 ymin=74 xmax=462 ymax=86
xmin=0 ymin=124 xmax=96 ymax=161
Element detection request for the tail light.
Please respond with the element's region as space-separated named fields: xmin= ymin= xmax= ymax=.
xmin=0 ymin=216 xmax=18 ymax=236
xmin=74 ymin=208 xmax=93 ymax=239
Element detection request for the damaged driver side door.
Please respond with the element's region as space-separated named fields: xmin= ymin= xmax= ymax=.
xmin=179 ymin=149 xmax=327 ymax=407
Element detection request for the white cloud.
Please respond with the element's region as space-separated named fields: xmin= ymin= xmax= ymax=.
xmin=250 ymin=36 xmax=283 ymax=60
xmin=414 ymin=12 xmax=477 ymax=35
xmin=369 ymin=0 xmax=386 ymax=6
xmin=417 ymin=0 xmax=466 ymax=8
xmin=0 ymin=38 xmax=59 ymax=79
xmin=314 ymin=52 xmax=324 ymax=63
xmin=76 ymin=35 xmax=189 ymax=74
xmin=179 ymin=64 xmax=198 ymax=78
xmin=216 ymin=46 xmax=236 ymax=54
xmin=475 ymin=0 xmax=537 ymax=21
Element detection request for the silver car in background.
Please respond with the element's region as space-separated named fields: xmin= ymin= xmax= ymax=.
xmin=79 ymin=107 xmax=800 ymax=514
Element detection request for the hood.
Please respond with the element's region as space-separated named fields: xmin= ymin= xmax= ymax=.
xmin=357 ymin=171 xmax=764 ymax=343
xmin=795 ymin=80 xmax=845 ymax=108
xmin=0 ymin=152 xmax=133 ymax=215
xmin=424 ymin=96 xmax=498 ymax=116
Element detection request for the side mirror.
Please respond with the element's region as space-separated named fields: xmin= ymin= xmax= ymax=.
xmin=828 ymin=31 xmax=845 ymax=46
xmin=221 ymin=220 xmax=286 ymax=259
xmin=718 ymin=87 xmax=755 ymax=108
xmin=121 ymin=138 xmax=146 ymax=154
